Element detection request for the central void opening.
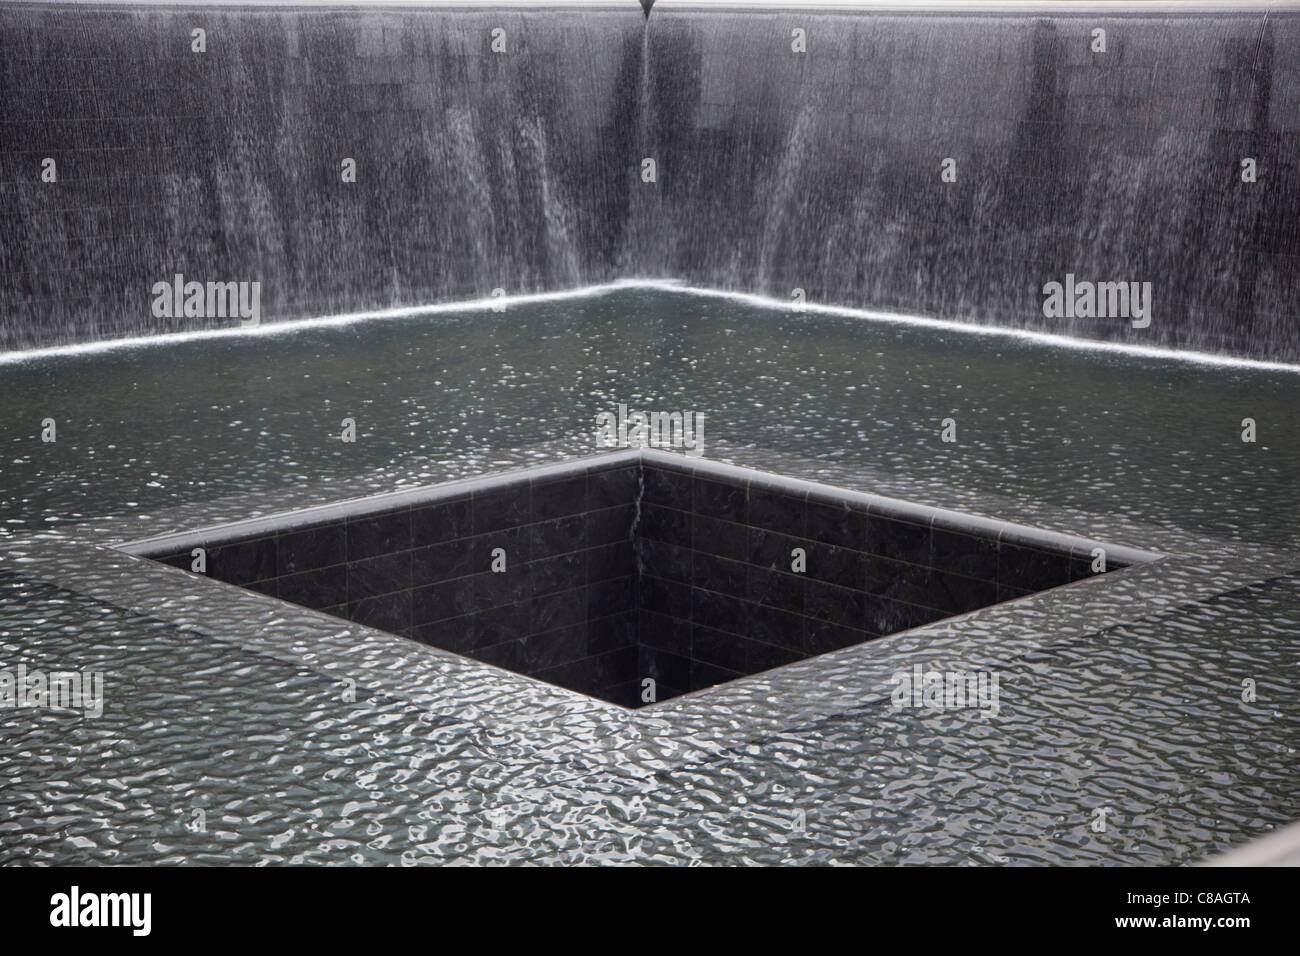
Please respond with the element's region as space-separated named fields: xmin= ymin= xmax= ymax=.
xmin=124 ymin=451 xmax=1141 ymax=708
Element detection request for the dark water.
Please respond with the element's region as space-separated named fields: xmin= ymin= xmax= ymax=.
xmin=2 ymin=5 xmax=1298 ymax=358
xmin=4 ymin=289 xmax=1298 ymax=548
xmin=1 ymin=291 xmax=1298 ymax=864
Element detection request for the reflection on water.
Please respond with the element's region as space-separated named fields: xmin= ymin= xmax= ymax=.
xmin=2 ymin=571 xmax=1296 ymax=866
xmin=0 ymin=290 xmax=1297 ymax=864
xmin=4 ymin=290 xmax=1297 ymax=546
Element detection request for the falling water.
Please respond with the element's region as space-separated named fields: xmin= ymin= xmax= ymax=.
xmin=1 ymin=4 xmax=1298 ymax=360
xmin=617 ymin=17 xmax=662 ymax=276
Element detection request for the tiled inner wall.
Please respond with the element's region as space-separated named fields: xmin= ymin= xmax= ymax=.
xmin=632 ymin=460 xmax=1115 ymax=702
xmin=138 ymin=453 xmax=1130 ymax=707
xmin=147 ymin=458 xmax=644 ymax=705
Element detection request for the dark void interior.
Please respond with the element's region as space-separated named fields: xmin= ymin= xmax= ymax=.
xmin=131 ymin=454 xmax=1130 ymax=708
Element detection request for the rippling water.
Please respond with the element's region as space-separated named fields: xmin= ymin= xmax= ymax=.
xmin=1 ymin=289 xmax=1297 ymax=864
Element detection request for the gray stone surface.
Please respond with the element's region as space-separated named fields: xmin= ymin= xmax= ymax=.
xmin=2 ymin=2 xmax=1298 ymax=358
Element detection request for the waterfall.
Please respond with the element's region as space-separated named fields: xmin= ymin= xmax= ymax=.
xmin=1 ymin=3 xmax=1297 ymax=361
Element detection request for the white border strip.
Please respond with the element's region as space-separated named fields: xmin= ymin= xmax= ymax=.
xmin=657 ymin=283 xmax=1300 ymax=374
xmin=3 ymin=279 xmax=1298 ymax=374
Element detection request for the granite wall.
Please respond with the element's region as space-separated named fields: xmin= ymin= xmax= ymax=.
xmin=3 ymin=2 xmax=1297 ymax=358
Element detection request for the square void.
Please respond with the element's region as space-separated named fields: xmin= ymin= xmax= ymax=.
xmin=120 ymin=452 xmax=1151 ymax=709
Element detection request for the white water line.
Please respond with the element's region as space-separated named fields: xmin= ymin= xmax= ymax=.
xmin=2 ymin=277 xmax=1298 ymax=374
